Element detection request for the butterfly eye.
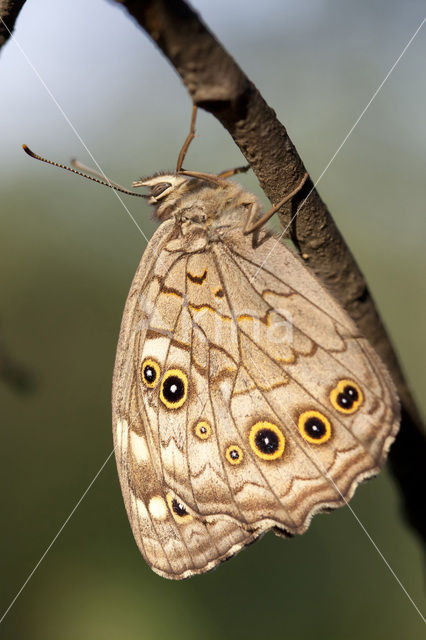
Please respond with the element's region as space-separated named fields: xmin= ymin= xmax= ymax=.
xmin=225 ymin=445 xmax=243 ymax=465
xmin=330 ymin=379 xmax=363 ymax=414
xmin=160 ymin=369 xmax=188 ymax=409
xmin=194 ymin=421 xmax=211 ymax=440
xmin=142 ymin=358 xmax=161 ymax=388
xmin=298 ymin=411 xmax=331 ymax=444
xmin=151 ymin=182 xmax=172 ymax=199
xmin=249 ymin=421 xmax=285 ymax=460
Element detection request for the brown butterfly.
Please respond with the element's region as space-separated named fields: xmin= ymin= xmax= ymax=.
xmin=111 ymin=108 xmax=399 ymax=579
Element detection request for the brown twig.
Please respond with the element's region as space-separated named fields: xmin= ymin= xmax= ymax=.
xmin=114 ymin=0 xmax=426 ymax=543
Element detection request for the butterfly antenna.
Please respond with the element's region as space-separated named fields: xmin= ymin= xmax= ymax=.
xmin=22 ymin=145 xmax=149 ymax=198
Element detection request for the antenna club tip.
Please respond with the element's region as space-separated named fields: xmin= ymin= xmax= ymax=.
xmin=22 ymin=144 xmax=35 ymax=158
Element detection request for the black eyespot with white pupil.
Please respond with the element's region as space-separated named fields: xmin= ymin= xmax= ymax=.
xmin=141 ymin=358 xmax=161 ymax=389
xmin=143 ymin=365 xmax=157 ymax=384
xmin=225 ymin=444 xmax=243 ymax=465
xmin=249 ymin=422 xmax=285 ymax=460
xmin=304 ymin=416 xmax=327 ymax=439
xmin=162 ymin=376 xmax=185 ymax=402
xmin=255 ymin=428 xmax=280 ymax=454
xmin=160 ymin=369 xmax=188 ymax=409
xmin=172 ymin=498 xmax=188 ymax=517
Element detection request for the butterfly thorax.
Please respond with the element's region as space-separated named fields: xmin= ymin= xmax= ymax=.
xmin=133 ymin=172 xmax=263 ymax=251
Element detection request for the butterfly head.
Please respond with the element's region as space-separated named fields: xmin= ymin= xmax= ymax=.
xmin=132 ymin=172 xmax=251 ymax=239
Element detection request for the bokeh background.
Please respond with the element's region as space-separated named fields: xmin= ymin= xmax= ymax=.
xmin=1 ymin=1 xmax=425 ymax=638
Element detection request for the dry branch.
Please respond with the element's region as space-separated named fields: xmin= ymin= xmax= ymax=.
xmin=0 ymin=0 xmax=27 ymax=50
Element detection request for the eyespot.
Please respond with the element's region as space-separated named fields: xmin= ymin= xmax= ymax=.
xmin=151 ymin=182 xmax=172 ymax=199
xmin=225 ymin=445 xmax=243 ymax=465
xmin=160 ymin=369 xmax=188 ymax=409
xmin=142 ymin=358 xmax=161 ymax=388
xmin=249 ymin=421 xmax=285 ymax=460
xmin=194 ymin=421 xmax=211 ymax=440
xmin=298 ymin=411 xmax=331 ymax=444
xmin=166 ymin=493 xmax=193 ymax=523
xmin=330 ymin=379 xmax=363 ymax=414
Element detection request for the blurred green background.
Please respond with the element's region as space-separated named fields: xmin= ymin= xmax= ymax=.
xmin=1 ymin=1 xmax=425 ymax=638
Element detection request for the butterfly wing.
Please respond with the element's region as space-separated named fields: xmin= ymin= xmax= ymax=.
xmin=113 ymin=223 xmax=399 ymax=579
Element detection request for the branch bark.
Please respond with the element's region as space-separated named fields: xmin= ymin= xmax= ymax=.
xmin=114 ymin=0 xmax=426 ymax=544
xmin=0 ymin=0 xmax=27 ymax=51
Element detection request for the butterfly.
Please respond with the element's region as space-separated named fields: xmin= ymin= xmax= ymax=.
xmin=110 ymin=107 xmax=400 ymax=579
xmin=23 ymin=107 xmax=400 ymax=580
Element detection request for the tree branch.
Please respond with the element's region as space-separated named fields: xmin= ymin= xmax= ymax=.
xmin=114 ymin=0 xmax=425 ymax=543
xmin=0 ymin=0 xmax=27 ymax=51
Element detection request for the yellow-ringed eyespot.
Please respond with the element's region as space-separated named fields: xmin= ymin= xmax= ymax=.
xmin=166 ymin=493 xmax=193 ymax=523
xmin=194 ymin=421 xmax=211 ymax=440
xmin=160 ymin=368 xmax=188 ymax=409
xmin=330 ymin=379 xmax=363 ymax=414
xmin=249 ymin=421 xmax=285 ymax=460
xmin=142 ymin=358 xmax=161 ymax=388
xmin=225 ymin=445 xmax=243 ymax=465
xmin=298 ymin=411 xmax=331 ymax=444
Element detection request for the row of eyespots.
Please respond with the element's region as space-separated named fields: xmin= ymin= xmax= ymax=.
xmin=193 ymin=414 xmax=330 ymax=467
xmin=193 ymin=414 xmax=332 ymax=468
xmin=195 ymin=382 xmax=361 ymax=466
xmin=143 ymin=362 xmax=363 ymax=421
xmin=195 ymin=420 xmax=288 ymax=465
xmin=142 ymin=359 xmax=188 ymax=409
xmin=143 ymin=365 xmax=362 ymax=458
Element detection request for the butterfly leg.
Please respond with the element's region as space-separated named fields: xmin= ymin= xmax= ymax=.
xmin=243 ymin=172 xmax=309 ymax=235
xmin=218 ymin=164 xmax=251 ymax=179
xmin=176 ymin=105 xmax=198 ymax=172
